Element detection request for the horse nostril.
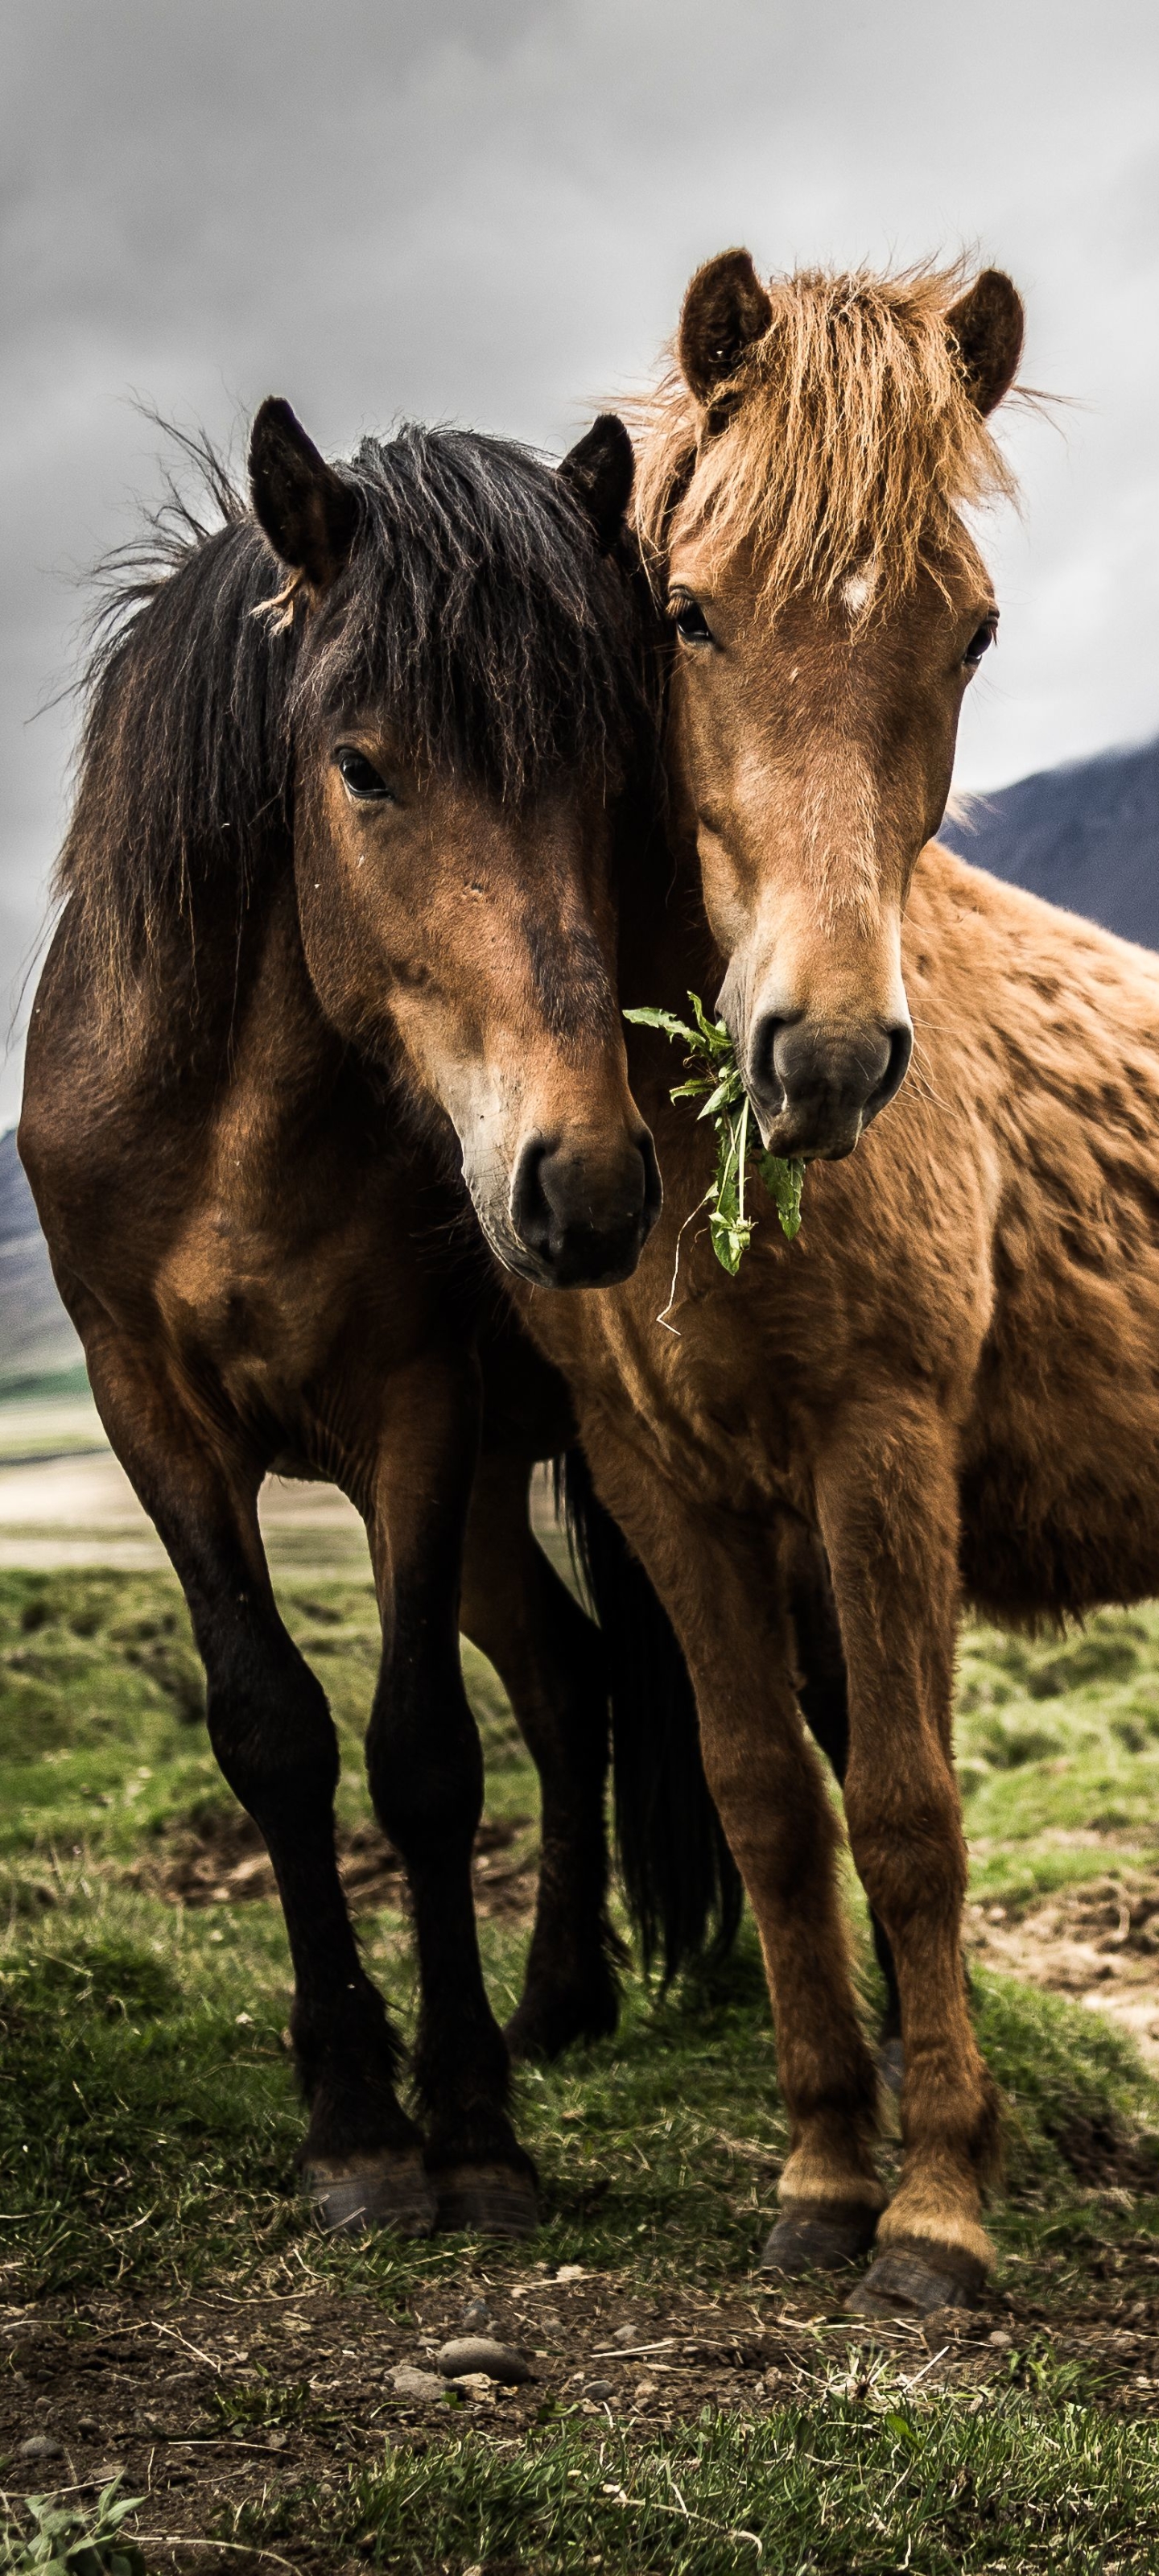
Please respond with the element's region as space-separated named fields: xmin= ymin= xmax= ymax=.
xmin=864 ymin=1021 xmax=914 ymax=1124
xmin=509 ymin=1134 xmax=556 ymax=1260
xmin=749 ymin=1014 xmax=795 ymax=1113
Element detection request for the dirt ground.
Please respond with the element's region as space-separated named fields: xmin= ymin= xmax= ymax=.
xmin=122 ymin=1807 xmax=537 ymax=1922
xmin=6 ymin=2243 xmax=1159 ymax=2571
xmin=966 ymin=1873 xmax=1159 ymax=2069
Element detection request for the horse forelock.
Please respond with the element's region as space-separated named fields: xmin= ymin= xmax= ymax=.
xmin=300 ymin=427 xmax=650 ymax=802
xmin=632 ymin=260 xmax=1020 ymax=613
xmin=56 ymin=421 xmax=654 ymax=1019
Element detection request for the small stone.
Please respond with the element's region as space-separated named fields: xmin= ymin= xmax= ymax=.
xmin=76 ymin=2418 xmax=100 ymax=2438
xmin=988 ymin=2330 xmax=1013 ymax=2349
xmin=19 ymin=2434 xmax=64 ymax=2460
xmin=391 ymin=2363 xmax=444 ymax=2402
xmin=461 ymin=2298 xmax=491 ymax=2332
xmin=584 ymin=2377 xmax=615 ymax=2401
xmin=612 ymin=2325 xmax=641 ymax=2346
xmin=435 ymin=2338 xmax=532 ymax=2385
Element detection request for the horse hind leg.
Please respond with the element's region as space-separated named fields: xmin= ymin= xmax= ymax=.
xmin=84 ymin=1326 xmax=434 ymax=2238
xmin=460 ymin=1456 xmax=621 ymax=2065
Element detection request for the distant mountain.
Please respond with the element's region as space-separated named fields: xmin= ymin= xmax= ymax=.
xmin=0 ymin=1127 xmax=83 ymax=1388
xmin=940 ymin=736 xmax=1159 ymax=950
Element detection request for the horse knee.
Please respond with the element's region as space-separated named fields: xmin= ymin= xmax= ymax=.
xmin=205 ymin=1640 xmax=339 ymax=1817
xmin=844 ymin=1770 xmax=967 ymax=1937
xmin=367 ymin=1690 xmax=483 ymax=1860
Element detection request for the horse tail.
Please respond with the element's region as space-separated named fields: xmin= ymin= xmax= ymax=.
xmin=556 ymin=1447 xmax=743 ymax=1981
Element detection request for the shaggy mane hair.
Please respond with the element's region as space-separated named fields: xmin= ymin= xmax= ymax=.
xmin=631 ymin=261 xmax=1020 ymax=612
xmin=58 ymin=420 xmax=651 ymax=1010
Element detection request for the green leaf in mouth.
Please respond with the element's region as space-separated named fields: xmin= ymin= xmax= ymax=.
xmin=625 ymin=995 xmax=805 ymax=1275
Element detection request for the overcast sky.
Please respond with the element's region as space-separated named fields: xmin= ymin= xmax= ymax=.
xmin=2 ymin=0 xmax=1157 ymax=1124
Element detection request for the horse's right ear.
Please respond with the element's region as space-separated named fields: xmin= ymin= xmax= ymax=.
xmin=947 ymin=270 xmax=1024 ymax=416
xmin=248 ymin=398 xmax=359 ymax=590
xmin=677 ymin=249 xmax=773 ymax=412
xmin=559 ymin=414 xmax=634 ymax=552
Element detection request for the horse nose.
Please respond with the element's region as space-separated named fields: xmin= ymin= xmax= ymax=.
xmin=749 ymin=1014 xmax=913 ymax=1158
xmin=509 ymin=1127 xmax=662 ymax=1286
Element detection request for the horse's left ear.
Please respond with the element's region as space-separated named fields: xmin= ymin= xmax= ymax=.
xmin=559 ymin=415 xmax=634 ymax=551
xmin=947 ymin=270 xmax=1024 ymax=416
xmin=249 ymin=397 xmax=359 ymax=590
xmin=677 ymin=248 xmax=773 ymax=411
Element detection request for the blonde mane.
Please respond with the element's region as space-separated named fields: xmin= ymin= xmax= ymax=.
xmin=631 ymin=261 xmax=1019 ymax=613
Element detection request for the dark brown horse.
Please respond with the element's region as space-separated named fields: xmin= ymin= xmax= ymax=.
xmin=507 ymin=253 xmax=1159 ymax=2317
xmin=19 ymin=398 xmax=664 ymax=2239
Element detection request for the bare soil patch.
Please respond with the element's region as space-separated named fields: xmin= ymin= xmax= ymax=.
xmin=967 ymin=1873 xmax=1159 ymax=2068
xmin=6 ymin=2246 xmax=1159 ymax=2571
xmin=122 ymin=1808 xmax=538 ymax=1922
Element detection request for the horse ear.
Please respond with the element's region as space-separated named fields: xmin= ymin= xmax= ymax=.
xmin=677 ymin=248 xmax=773 ymax=411
xmin=947 ymin=270 xmax=1024 ymax=417
xmin=248 ymin=397 xmax=359 ymax=589
xmin=559 ymin=414 xmax=635 ymax=551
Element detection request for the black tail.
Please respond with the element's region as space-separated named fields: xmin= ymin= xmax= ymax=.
xmin=557 ymin=1448 xmax=743 ymax=1982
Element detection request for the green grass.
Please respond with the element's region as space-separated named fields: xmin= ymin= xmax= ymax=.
xmin=958 ymin=1608 xmax=1159 ymax=1901
xmin=5 ymin=1567 xmax=1159 ymax=2566
xmin=248 ymin=2396 xmax=1159 ymax=2574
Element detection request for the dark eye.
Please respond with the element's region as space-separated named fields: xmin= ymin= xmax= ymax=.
xmin=670 ymin=592 xmax=715 ymax=647
xmin=963 ymin=614 xmax=998 ymax=670
xmin=335 ymin=747 xmax=394 ymax=799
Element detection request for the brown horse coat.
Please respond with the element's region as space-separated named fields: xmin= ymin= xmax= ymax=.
xmin=508 ymin=252 xmax=1156 ymax=2314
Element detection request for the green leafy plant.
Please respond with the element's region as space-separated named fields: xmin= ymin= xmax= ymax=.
xmin=625 ymin=993 xmax=804 ymax=1274
xmin=1 ymin=2481 xmax=146 ymax=2576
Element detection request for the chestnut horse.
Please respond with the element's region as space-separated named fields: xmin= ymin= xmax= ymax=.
xmin=19 ymin=398 xmax=664 ymax=2240
xmin=508 ymin=254 xmax=1159 ymax=2318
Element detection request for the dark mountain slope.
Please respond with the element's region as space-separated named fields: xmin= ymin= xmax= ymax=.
xmin=939 ymin=737 xmax=1159 ymax=949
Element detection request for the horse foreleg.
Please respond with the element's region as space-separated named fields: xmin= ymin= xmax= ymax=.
xmin=363 ymin=1362 xmax=538 ymax=2236
xmin=460 ymin=1456 xmax=620 ymax=2063
xmin=815 ymin=1398 xmax=1000 ymax=2316
xmin=83 ymin=1323 xmax=431 ymax=2236
xmin=784 ymin=1521 xmax=903 ymax=2070
xmin=582 ymin=1451 xmax=885 ymax=2277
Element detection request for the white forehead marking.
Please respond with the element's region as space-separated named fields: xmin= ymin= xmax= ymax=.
xmin=841 ymin=557 xmax=879 ymax=616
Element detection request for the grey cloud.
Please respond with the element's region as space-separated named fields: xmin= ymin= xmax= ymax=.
xmin=2 ymin=0 xmax=1157 ymax=1119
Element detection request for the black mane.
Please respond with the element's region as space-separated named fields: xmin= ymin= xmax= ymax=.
xmin=58 ymin=419 xmax=653 ymax=992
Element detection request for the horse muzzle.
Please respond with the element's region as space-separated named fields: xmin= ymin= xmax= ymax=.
xmin=744 ymin=1011 xmax=913 ymax=1160
xmin=505 ymin=1125 xmax=662 ymax=1286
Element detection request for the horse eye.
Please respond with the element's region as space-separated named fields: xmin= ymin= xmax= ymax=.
xmin=670 ymin=593 xmax=715 ymax=647
xmin=336 ymin=747 xmax=394 ymax=799
xmin=963 ymin=617 xmax=998 ymax=670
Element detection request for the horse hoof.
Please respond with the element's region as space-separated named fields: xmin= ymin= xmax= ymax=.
xmin=876 ymin=2038 xmax=905 ymax=2096
xmin=305 ymin=2150 xmax=437 ymax=2238
xmin=434 ymin=2161 xmax=539 ymax=2237
xmin=843 ymin=2241 xmax=986 ymax=2318
xmin=759 ymin=2199 xmax=881 ymax=2279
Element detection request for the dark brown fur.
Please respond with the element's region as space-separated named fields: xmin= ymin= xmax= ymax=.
xmin=20 ymin=407 xmax=662 ymax=2234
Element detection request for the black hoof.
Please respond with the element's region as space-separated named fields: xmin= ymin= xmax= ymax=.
xmin=305 ymin=2149 xmax=437 ymax=2238
xmin=843 ymin=2240 xmax=987 ymax=2318
xmin=876 ymin=2037 xmax=905 ymax=2096
xmin=434 ymin=2161 xmax=539 ymax=2238
xmin=759 ymin=2199 xmax=881 ymax=2279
